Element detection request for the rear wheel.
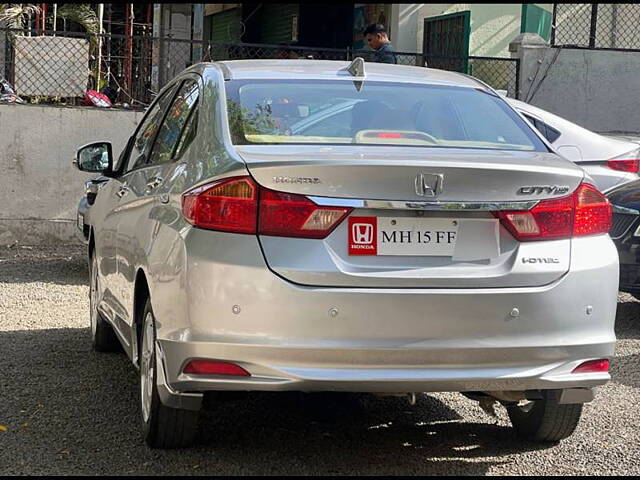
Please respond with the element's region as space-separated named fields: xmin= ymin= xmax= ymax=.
xmin=140 ymin=298 xmax=200 ymax=448
xmin=507 ymin=391 xmax=583 ymax=443
xmin=89 ymin=252 xmax=120 ymax=352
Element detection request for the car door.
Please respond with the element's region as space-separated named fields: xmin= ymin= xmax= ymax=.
xmin=114 ymin=76 xmax=201 ymax=334
xmin=92 ymin=135 xmax=136 ymax=322
xmin=102 ymin=81 xmax=180 ymax=334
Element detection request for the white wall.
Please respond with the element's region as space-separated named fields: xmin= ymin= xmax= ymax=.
xmin=0 ymin=104 xmax=144 ymax=245
xmin=391 ymin=3 xmax=552 ymax=57
xmin=516 ymin=40 xmax=640 ymax=133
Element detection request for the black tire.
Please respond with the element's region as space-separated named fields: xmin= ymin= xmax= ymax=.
xmin=139 ymin=298 xmax=200 ymax=449
xmin=507 ymin=390 xmax=583 ymax=443
xmin=89 ymin=252 xmax=120 ymax=352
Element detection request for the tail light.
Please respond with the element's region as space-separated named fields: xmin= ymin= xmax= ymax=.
xmin=607 ymin=148 xmax=640 ymax=173
xmin=259 ymin=189 xmax=352 ymax=238
xmin=495 ymin=183 xmax=611 ymax=241
xmin=607 ymin=159 xmax=640 ymax=173
xmin=181 ymin=177 xmax=257 ymax=234
xmin=572 ymin=359 xmax=609 ymax=374
xmin=182 ymin=176 xmax=352 ymax=238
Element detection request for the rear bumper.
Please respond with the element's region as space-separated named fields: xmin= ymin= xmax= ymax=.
xmin=151 ymin=231 xmax=618 ymax=404
xmin=157 ymin=339 xmax=612 ymax=393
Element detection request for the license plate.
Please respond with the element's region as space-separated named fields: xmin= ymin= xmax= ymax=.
xmin=348 ymin=216 xmax=458 ymax=256
xmin=77 ymin=212 xmax=84 ymax=231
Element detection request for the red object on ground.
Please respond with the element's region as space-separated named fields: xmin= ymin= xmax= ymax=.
xmin=83 ymin=90 xmax=112 ymax=108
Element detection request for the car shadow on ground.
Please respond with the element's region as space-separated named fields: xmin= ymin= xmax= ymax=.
xmin=0 ymin=245 xmax=88 ymax=286
xmin=0 ymin=326 xmax=550 ymax=476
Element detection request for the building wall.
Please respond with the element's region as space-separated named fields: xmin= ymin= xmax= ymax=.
xmin=0 ymin=104 xmax=144 ymax=245
xmin=518 ymin=42 xmax=640 ymax=133
xmin=391 ymin=3 xmax=552 ymax=57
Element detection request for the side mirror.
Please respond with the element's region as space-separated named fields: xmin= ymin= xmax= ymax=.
xmin=73 ymin=142 xmax=113 ymax=173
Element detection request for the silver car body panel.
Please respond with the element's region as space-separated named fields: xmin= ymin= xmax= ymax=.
xmin=507 ymin=98 xmax=640 ymax=193
xmin=235 ymin=145 xmax=584 ymax=202
xmin=85 ymin=61 xmax=617 ymax=404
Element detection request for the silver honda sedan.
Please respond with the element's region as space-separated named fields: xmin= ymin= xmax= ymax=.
xmin=74 ymin=59 xmax=618 ymax=449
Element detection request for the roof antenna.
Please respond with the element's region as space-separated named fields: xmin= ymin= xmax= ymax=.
xmin=346 ymin=57 xmax=365 ymax=77
xmin=344 ymin=57 xmax=366 ymax=91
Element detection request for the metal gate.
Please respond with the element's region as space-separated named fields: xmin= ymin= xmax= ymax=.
xmin=423 ymin=11 xmax=470 ymax=72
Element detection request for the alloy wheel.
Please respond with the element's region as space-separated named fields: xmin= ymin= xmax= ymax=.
xmin=140 ymin=311 xmax=155 ymax=423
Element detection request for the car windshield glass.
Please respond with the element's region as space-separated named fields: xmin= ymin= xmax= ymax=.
xmin=225 ymin=79 xmax=547 ymax=151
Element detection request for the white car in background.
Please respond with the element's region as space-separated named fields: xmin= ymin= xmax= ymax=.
xmin=506 ymin=97 xmax=640 ymax=193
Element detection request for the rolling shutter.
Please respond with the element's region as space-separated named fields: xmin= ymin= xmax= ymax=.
xmin=209 ymin=8 xmax=242 ymax=43
xmin=257 ymin=4 xmax=300 ymax=44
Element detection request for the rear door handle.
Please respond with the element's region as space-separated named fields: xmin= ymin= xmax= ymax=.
xmin=146 ymin=176 xmax=164 ymax=191
xmin=116 ymin=185 xmax=130 ymax=198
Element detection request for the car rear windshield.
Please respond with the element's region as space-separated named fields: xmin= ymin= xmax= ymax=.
xmin=224 ymin=79 xmax=548 ymax=152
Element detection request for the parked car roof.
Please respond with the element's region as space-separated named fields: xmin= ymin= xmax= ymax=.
xmin=203 ymin=59 xmax=484 ymax=88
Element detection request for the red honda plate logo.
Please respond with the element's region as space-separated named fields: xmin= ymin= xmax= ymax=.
xmin=348 ymin=216 xmax=377 ymax=255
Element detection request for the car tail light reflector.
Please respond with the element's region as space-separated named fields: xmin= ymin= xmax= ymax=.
xmin=259 ymin=189 xmax=352 ymax=238
xmin=181 ymin=177 xmax=258 ymax=234
xmin=183 ymin=360 xmax=250 ymax=376
xmin=495 ymin=183 xmax=611 ymax=241
xmin=607 ymin=159 xmax=640 ymax=173
xmin=182 ymin=176 xmax=352 ymax=238
xmin=571 ymin=359 xmax=609 ymax=374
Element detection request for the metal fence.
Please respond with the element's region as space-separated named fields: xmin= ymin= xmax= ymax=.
xmin=0 ymin=28 xmax=153 ymax=108
xmin=552 ymin=3 xmax=640 ymax=50
xmin=1 ymin=27 xmax=520 ymax=109
xmin=424 ymin=53 xmax=519 ymax=99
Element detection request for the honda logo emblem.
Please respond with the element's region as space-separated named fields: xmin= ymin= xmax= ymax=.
xmin=415 ymin=173 xmax=444 ymax=197
xmin=352 ymin=223 xmax=374 ymax=244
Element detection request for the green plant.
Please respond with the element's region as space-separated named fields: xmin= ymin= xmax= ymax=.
xmin=57 ymin=4 xmax=100 ymax=35
xmin=0 ymin=3 xmax=41 ymax=30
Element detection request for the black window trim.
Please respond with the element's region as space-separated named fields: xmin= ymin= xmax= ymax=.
xmin=118 ymin=82 xmax=181 ymax=177
xmin=171 ymin=98 xmax=200 ymax=162
xmin=145 ymin=76 xmax=202 ymax=169
xmin=121 ymin=75 xmax=201 ymax=177
xmin=520 ymin=111 xmax=562 ymax=144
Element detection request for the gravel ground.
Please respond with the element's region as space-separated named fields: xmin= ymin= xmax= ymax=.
xmin=0 ymin=245 xmax=639 ymax=476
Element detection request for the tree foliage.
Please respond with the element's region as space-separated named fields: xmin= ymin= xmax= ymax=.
xmin=0 ymin=4 xmax=41 ymax=30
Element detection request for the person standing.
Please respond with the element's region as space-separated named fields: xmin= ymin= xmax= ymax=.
xmin=363 ymin=23 xmax=397 ymax=64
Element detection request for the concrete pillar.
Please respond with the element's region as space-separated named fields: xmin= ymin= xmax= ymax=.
xmin=191 ymin=4 xmax=204 ymax=65
xmin=151 ymin=4 xmax=162 ymax=93
xmin=509 ymin=33 xmax=552 ymax=102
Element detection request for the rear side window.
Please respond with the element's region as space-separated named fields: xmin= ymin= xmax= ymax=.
xmin=522 ymin=113 xmax=562 ymax=144
xmin=148 ymin=79 xmax=200 ymax=165
xmin=544 ymin=125 xmax=561 ymax=143
xmin=126 ymin=84 xmax=178 ymax=172
xmin=225 ymin=80 xmax=548 ymax=152
xmin=174 ymin=105 xmax=199 ymax=160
